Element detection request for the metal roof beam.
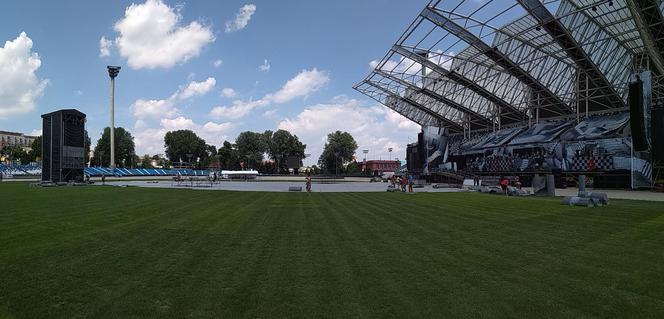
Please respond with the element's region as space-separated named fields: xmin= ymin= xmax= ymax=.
xmin=374 ymin=69 xmax=494 ymax=128
xmin=518 ymin=0 xmax=628 ymax=108
xmin=364 ymin=80 xmax=464 ymax=132
xmin=421 ymin=6 xmax=573 ymax=116
xmin=354 ymin=81 xmax=434 ymax=127
xmin=391 ymin=44 xmax=525 ymax=124
xmin=626 ymin=0 xmax=664 ymax=75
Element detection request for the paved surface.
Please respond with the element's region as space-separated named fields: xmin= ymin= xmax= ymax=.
xmin=553 ymin=187 xmax=664 ymax=202
xmin=9 ymin=178 xmax=663 ymax=200
xmin=102 ymin=180 xmax=465 ymax=193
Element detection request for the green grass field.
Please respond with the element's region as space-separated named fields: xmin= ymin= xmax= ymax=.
xmin=1 ymin=182 xmax=663 ymax=318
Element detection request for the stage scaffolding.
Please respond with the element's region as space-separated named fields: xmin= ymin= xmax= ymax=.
xmin=355 ymin=0 xmax=664 ymax=134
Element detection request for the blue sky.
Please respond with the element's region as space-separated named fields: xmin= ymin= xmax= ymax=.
xmin=0 ymin=0 xmax=426 ymax=162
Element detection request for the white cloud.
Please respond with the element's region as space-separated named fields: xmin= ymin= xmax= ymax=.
xmin=210 ymin=68 xmax=329 ymax=120
xmin=266 ymin=68 xmax=328 ymax=103
xmin=99 ymin=36 xmax=112 ymax=57
xmin=225 ymin=4 xmax=256 ymax=33
xmin=132 ymin=77 xmax=216 ymax=119
xmin=202 ymin=121 xmax=234 ymax=134
xmin=30 ymin=129 xmax=42 ymax=136
xmin=0 ymin=32 xmax=48 ymax=119
xmin=212 ymin=59 xmax=223 ymax=67
xmin=263 ymin=109 xmax=277 ymax=118
xmin=220 ymin=87 xmax=237 ymax=98
xmin=177 ymin=77 xmax=216 ymax=100
xmin=113 ymin=0 xmax=215 ymax=69
xmin=160 ymin=116 xmax=197 ymax=131
xmin=209 ymin=99 xmax=266 ymax=120
xmin=74 ymin=90 xmax=84 ymax=96
xmin=277 ymin=97 xmax=420 ymax=163
xmin=133 ymin=126 xmax=166 ymax=155
xmin=134 ymin=117 xmax=235 ymax=154
xmin=258 ymin=59 xmax=270 ymax=72
xmin=132 ymin=98 xmax=179 ymax=119
xmin=199 ymin=121 xmax=234 ymax=146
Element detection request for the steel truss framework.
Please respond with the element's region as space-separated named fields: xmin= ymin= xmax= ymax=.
xmin=355 ymin=0 xmax=664 ymax=133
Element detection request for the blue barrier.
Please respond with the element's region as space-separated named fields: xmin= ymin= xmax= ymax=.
xmin=84 ymin=167 xmax=209 ymax=177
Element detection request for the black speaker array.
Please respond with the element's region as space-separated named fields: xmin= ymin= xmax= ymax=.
xmin=652 ymin=108 xmax=664 ymax=162
xmin=629 ymin=79 xmax=649 ymax=151
xmin=41 ymin=109 xmax=86 ymax=183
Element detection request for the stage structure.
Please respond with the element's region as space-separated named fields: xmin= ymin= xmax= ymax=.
xmin=355 ymin=0 xmax=664 ymax=189
xmin=41 ymin=109 xmax=87 ymax=183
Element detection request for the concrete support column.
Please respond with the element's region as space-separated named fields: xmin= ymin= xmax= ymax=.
xmin=546 ymin=174 xmax=556 ymax=197
xmin=578 ymin=174 xmax=586 ymax=192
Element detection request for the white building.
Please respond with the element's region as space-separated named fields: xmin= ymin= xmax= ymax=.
xmin=0 ymin=130 xmax=38 ymax=152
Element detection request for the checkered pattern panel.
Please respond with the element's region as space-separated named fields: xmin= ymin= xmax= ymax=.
xmin=571 ymin=156 xmax=613 ymax=171
xmin=485 ymin=157 xmax=515 ymax=172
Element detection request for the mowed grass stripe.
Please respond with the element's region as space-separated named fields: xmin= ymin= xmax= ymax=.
xmin=355 ymin=194 xmax=559 ymax=316
xmin=1 ymin=187 xmax=225 ymax=260
xmin=325 ymin=193 xmax=437 ymax=317
xmin=344 ymin=191 xmax=664 ymax=316
xmin=1 ymin=182 xmax=664 ymax=318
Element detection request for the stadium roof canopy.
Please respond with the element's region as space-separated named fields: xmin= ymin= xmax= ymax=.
xmin=355 ymin=0 xmax=664 ymax=134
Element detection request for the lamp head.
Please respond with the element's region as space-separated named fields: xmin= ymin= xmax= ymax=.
xmin=107 ymin=66 xmax=121 ymax=79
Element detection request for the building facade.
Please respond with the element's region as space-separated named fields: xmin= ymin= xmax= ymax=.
xmin=358 ymin=160 xmax=400 ymax=174
xmin=0 ymin=131 xmax=38 ymax=152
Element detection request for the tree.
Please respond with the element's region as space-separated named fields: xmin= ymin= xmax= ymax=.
xmin=163 ymin=130 xmax=208 ymax=168
xmin=84 ymin=130 xmax=91 ymax=165
xmin=140 ymin=154 xmax=154 ymax=168
xmin=266 ymin=129 xmax=306 ymax=174
xmin=262 ymin=130 xmax=274 ymax=155
xmin=236 ymin=131 xmax=267 ymax=169
xmin=318 ymin=131 xmax=358 ymax=175
xmin=218 ymin=141 xmax=241 ymax=170
xmin=346 ymin=161 xmax=360 ymax=175
xmin=30 ymin=136 xmax=42 ymax=160
xmin=202 ymin=144 xmax=218 ymax=168
xmin=1 ymin=146 xmax=29 ymax=165
xmin=93 ymin=127 xmax=136 ymax=167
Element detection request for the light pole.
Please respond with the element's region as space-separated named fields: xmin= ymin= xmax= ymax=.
xmin=107 ymin=66 xmax=120 ymax=171
xmin=362 ymin=149 xmax=368 ymax=162
xmin=388 ymin=148 xmax=393 ymax=161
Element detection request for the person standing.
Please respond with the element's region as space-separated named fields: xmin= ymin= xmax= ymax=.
xmin=587 ymin=157 xmax=596 ymax=172
xmin=408 ymin=174 xmax=414 ymax=193
xmin=305 ymin=174 xmax=312 ymax=193
xmin=500 ymin=176 xmax=509 ymax=195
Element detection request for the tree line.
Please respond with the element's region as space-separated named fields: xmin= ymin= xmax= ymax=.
xmin=15 ymin=126 xmax=363 ymax=175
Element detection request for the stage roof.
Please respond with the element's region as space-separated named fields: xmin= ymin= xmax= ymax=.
xmin=355 ymin=0 xmax=664 ymax=133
